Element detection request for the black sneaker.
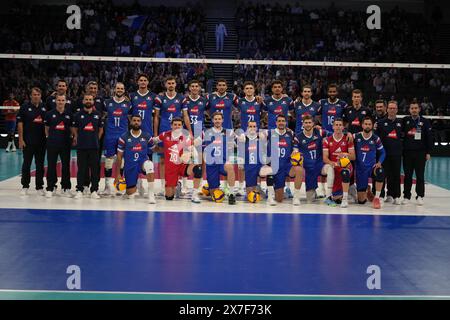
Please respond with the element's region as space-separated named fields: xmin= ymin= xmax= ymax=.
xmin=228 ymin=194 xmax=236 ymax=205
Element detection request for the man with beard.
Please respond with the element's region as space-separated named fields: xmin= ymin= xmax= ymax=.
xmin=318 ymin=83 xmax=348 ymax=132
xmin=115 ymin=115 xmax=156 ymax=204
xmin=353 ymin=117 xmax=386 ymax=209
xmin=71 ymin=94 xmax=104 ymax=199
xmin=102 ymin=82 xmax=132 ymax=196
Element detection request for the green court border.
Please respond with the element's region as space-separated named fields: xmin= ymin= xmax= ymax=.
xmin=0 ymin=290 xmax=449 ymax=300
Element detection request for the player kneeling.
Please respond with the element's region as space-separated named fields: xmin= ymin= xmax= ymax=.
xmin=354 ymin=117 xmax=386 ymax=209
xmin=151 ymin=117 xmax=202 ymax=203
xmin=322 ymin=118 xmax=356 ymax=208
xmin=115 ymin=115 xmax=156 ymax=203
xmin=260 ymin=115 xmax=303 ymax=206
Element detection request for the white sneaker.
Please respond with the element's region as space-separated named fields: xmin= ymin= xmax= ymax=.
xmin=21 ymin=188 xmax=29 ymax=196
xmin=45 ymin=191 xmax=53 ymax=198
xmin=83 ymin=188 xmax=90 ymax=196
xmin=268 ymin=197 xmax=276 ymax=206
xmin=293 ymin=197 xmax=301 ymax=206
xmin=61 ymin=189 xmax=73 ymax=198
xmin=317 ymin=185 xmax=326 ymax=198
xmin=38 ymin=189 xmax=46 ymax=196
xmin=393 ymin=198 xmax=401 ymax=205
xmin=191 ymin=194 xmax=201 ymax=204
xmin=340 ymin=199 xmax=348 ymax=208
xmin=138 ymin=180 xmax=146 ymax=197
xmin=385 ymin=196 xmax=394 ymax=203
xmin=236 ymin=187 xmax=245 ymax=197
xmin=416 ymin=197 xmax=424 ymax=206
xmin=126 ymin=193 xmax=136 ymax=200
xmin=349 ymin=185 xmax=357 ymax=201
xmin=5 ymin=146 xmax=10 ymax=152
xmin=90 ymin=191 xmax=100 ymax=199
xmin=148 ymin=192 xmax=156 ymax=204
xmin=74 ymin=191 xmax=83 ymax=199
xmin=401 ymin=198 xmax=410 ymax=205
xmin=11 ymin=144 xmax=16 ymax=152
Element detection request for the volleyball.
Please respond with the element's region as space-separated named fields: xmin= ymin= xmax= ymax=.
xmin=114 ymin=178 xmax=127 ymax=192
xmin=211 ymin=189 xmax=225 ymax=203
xmin=338 ymin=156 xmax=351 ymax=168
xmin=290 ymin=152 xmax=304 ymax=166
xmin=201 ymin=184 xmax=210 ymax=196
xmin=247 ymin=191 xmax=261 ymax=203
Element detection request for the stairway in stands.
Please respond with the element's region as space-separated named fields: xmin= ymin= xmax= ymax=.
xmin=436 ymin=24 xmax=450 ymax=63
xmin=203 ymin=1 xmax=238 ymax=89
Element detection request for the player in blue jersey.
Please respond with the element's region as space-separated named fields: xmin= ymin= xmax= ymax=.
xmin=203 ymin=112 xmax=237 ymax=205
xmin=354 ymin=117 xmax=386 ymax=209
xmin=262 ymin=80 xmax=294 ymax=130
xmin=130 ymin=73 xmax=155 ymax=137
xmin=318 ymin=83 xmax=348 ymax=132
xmin=260 ymin=114 xmax=302 ymax=206
xmin=183 ymin=79 xmax=208 ymax=193
xmin=206 ymin=79 xmax=238 ymax=130
xmin=293 ymin=115 xmax=328 ymax=203
xmin=102 ymin=82 xmax=132 ymax=196
xmin=236 ymin=81 xmax=263 ymax=196
xmin=153 ymin=76 xmax=192 ymax=194
xmin=115 ymin=115 xmax=156 ymax=204
xmin=294 ymin=84 xmax=321 ymax=135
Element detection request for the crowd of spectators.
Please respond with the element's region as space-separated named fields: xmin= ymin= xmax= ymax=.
xmin=0 ymin=1 xmax=206 ymax=59
xmin=235 ymin=2 xmax=442 ymax=63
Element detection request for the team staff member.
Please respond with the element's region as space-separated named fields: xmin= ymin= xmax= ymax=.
xmin=374 ymin=100 xmax=387 ymax=123
xmin=401 ymin=100 xmax=433 ymax=206
xmin=343 ymin=89 xmax=372 ymax=134
xmin=46 ymin=79 xmax=72 ymax=110
xmin=17 ymin=87 xmax=47 ymax=195
xmin=44 ymin=94 xmax=73 ymax=198
xmin=71 ymin=94 xmax=104 ymax=199
xmin=375 ymin=101 xmax=403 ymax=204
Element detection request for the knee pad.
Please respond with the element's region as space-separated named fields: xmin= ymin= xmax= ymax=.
xmin=259 ymin=165 xmax=273 ymax=177
xmin=340 ymin=169 xmax=351 ymax=183
xmin=266 ymin=175 xmax=274 ymax=187
xmin=374 ymin=167 xmax=385 ymax=182
xmin=165 ymin=195 xmax=174 ymax=200
xmin=193 ymin=165 xmax=202 ymax=179
xmin=142 ymin=160 xmax=154 ymax=174
xmin=358 ymin=199 xmax=367 ymax=205
xmin=104 ymin=157 xmax=114 ymax=170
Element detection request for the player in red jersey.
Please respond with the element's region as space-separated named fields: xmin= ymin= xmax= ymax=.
xmin=151 ymin=117 xmax=202 ymax=203
xmin=2 ymin=92 xmax=19 ymax=152
xmin=322 ymin=118 xmax=356 ymax=208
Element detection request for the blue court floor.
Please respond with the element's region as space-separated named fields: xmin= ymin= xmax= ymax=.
xmin=1 ymin=151 xmax=450 ymax=299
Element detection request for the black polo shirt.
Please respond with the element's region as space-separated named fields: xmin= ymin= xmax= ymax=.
xmin=16 ymin=101 xmax=47 ymax=146
xmin=375 ymin=117 xmax=403 ymax=156
xmin=72 ymin=109 xmax=103 ymax=150
xmin=45 ymin=94 xmax=72 ymax=111
xmin=402 ymin=115 xmax=433 ymax=153
xmin=44 ymin=109 xmax=72 ymax=148
xmin=343 ymin=105 xmax=372 ymax=134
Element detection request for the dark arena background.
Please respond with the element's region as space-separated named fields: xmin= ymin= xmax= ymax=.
xmin=0 ymin=0 xmax=450 ymax=302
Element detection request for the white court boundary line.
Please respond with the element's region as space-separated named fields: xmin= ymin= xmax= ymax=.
xmin=0 ymin=289 xmax=448 ymax=299
xmin=1 ymin=53 xmax=449 ymax=69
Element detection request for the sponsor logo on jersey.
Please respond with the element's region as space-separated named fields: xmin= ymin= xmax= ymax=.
xmin=361 ymin=145 xmax=370 ymax=152
xmin=190 ymin=105 xmax=199 ymax=114
xmin=407 ymin=128 xmax=416 ymax=136
xmin=274 ymin=106 xmax=283 ymax=114
xmin=308 ymin=141 xmax=316 ymax=150
xmin=327 ymin=107 xmax=336 ymax=115
xmin=33 ymin=115 xmax=43 ymax=123
xmin=351 ymin=118 xmax=360 ymax=126
xmin=215 ymin=101 xmax=225 ymax=109
xmin=248 ymin=145 xmax=257 ymax=151
xmin=278 ymin=139 xmax=288 ymax=147
xmin=167 ymin=104 xmax=177 ymax=113
xmin=55 ymin=121 xmax=65 ymax=130
xmin=113 ymin=109 xmax=123 ymax=116
xmin=137 ymin=102 xmax=147 ymax=109
xmin=247 ymin=106 xmax=257 ymax=115
xmin=132 ymin=143 xmax=143 ymax=152
xmin=84 ymin=122 xmax=94 ymax=131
